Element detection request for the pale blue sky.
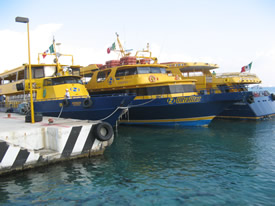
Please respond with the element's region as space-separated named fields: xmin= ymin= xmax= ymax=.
xmin=1 ymin=0 xmax=275 ymax=85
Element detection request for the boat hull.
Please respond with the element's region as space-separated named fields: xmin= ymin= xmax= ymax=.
xmin=120 ymin=92 xmax=252 ymax=127
xmin=217 ymin=95 xmax=275 ymax=120
xmin=34 ymin=94 xmax=135 ymax=127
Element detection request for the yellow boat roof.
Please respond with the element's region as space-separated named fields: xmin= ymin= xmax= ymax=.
xmin=0 ymin=65 xmax=25 ymax=77
xmin=162 ymin=62 xmax=219 ymax=72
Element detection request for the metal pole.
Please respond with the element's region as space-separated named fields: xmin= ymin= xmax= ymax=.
xmin=15 ymin=17 xmax=34 ymax=123
xmin=27 ymin=22 xmax=35 ymax=123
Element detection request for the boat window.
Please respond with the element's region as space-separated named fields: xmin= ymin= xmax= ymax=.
xmin=7 ymin=73 xmax=17 ymax=82
xmin=217 ymin=84 xmax=230 ymax=93
xmin=170 ymin=85 xmax=196 ymax=93
xmin=44 ymin=76 xmax=83 ymax=86
xmin=137 ymin=67 xmax=150 ymax=74
xmin=97 ymin=70 xmax=111 ymax=82
xmin=146 ymin=85 xmax=196 ymax=95
xmin=92 ymin=84 xmax=196 ymax=96
xmin=32 ymin=66 xmax=44 ymax=78
xmin=44 ymin=79 xmax=53 ymax=86
xmin=115 ymin=69 xmax=125 ymax=77
xmin=18 ymin=70 xmax=25 ymax=80
xmin=126 ymin=67 xmax=137 ymax=75
xmin=182 ymin=73 xmax=188 ymax=77
xmin=146 ymin=86 xmax=170 ymax=95
xmin=137 ymin=67 xmax=167 ymax=74
xmin=160 ymin=68 xmax=167 ymax=74
xmin=115 ymin=67 xmax=137 ymax=77
xmin=71 ymin=67 xmax=80 ymax=76
xmin=44 ymin=66 xmax=57 ymax=77
xmin=150 ymin=67 xmax=161 ymax=73
xmin=180 ymin=70 xmax=203 ymax=77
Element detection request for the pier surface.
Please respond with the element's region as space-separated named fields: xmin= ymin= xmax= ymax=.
xmin=0 ymin=113 xmax=113 ymax=176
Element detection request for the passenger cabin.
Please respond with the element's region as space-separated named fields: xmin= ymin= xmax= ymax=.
xmin=83 ymin=62 xmax=198 ymax=100
xmin=0 ymin=63 xmax=87 ymax=109
xmin=162 ymin=62 xmax=262 ymax=94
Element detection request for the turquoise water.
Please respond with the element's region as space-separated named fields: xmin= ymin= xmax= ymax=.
xmin=1 ymin=119 xmax=275 ymax=205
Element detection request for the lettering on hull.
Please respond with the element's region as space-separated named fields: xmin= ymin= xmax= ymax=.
xmin=167 ymin=96 xmax=202 ymax=104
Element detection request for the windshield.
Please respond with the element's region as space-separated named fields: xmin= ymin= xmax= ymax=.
xmin=137 ymin=67 xmax=166 ymax=74
xmin=44 ymin=76 xmax=83 ymax=86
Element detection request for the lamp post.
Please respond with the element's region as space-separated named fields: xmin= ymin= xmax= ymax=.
xmin=15 ymin=16 xmax=34 ymax=123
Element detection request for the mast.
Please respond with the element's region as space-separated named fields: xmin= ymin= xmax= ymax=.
xmin=115 ymin=33 xmax=131 ymax=57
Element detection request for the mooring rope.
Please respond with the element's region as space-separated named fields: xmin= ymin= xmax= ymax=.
xmin=97 ymin=106 xmax=128 ymax=121
xmin=128 ymin=98 xmax=156 ymax=108
xmin=57 ymin=105 xmax=64 ymax=119
xmin=56 ymin=98 xmax=155 ymax=122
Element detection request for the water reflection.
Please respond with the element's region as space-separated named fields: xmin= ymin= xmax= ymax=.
xmin=0 ymin=118 xmax=275 ymax=205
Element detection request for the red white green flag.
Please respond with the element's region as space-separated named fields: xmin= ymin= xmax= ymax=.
xmin=107 ymin=42 xmax=116 ymax=54
xmin=241 ymin=62 xmax=252 ymax=73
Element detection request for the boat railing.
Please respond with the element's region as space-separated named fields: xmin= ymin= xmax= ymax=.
xmin=34 ymin=93 xmax=136 ymax=101
xmin=251 ymin=90 xmax=270 ymax=97
xmin=0 ymin=101 xmax=5 ymax=110
xmin=89 ymin=93 xmax=136 ymax=98
xmin=216 ymin=72 xmax=258 ymax=78
xmin=35 ymin=95 xmax=89 ymax=102
xmin=0 ymin=101 xmax=20 ymax=112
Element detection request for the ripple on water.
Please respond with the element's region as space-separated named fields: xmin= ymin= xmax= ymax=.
xmin=1 ymin=119 xmax=275 ymax=205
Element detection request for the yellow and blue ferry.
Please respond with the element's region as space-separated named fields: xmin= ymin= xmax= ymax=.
xmin=81 ymin=37 xmax=253 ymax=126
xmin=163 ymin=62 xmax=275 ymax=120
xmin=0 ymin=42 xmax=135 ymax=127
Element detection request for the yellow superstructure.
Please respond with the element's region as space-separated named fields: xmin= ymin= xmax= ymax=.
xmin=0 ymin=49 xmax=88 ymax=111
xmin=163 ymin=62 xmax=261 ymax=92
xmin=82 ymin=34 xmax=198 ymax=99
xmin=83 ymin=62 xmax=198 ymax=100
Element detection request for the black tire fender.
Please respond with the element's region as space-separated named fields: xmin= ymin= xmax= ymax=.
xmin=92 ymin=122 xmax=113 ymax=141
xmin=271 ymin=93 xmax=275 ymax=101
xmin=62 ymin=99 xmax=70 ymax=107
xmin=83 ymin=98 xmax=93 ymax=108
xmin=25 ymin=113 xmax=43 ymax=123
xmin=247 ymin=95 xmax=254 ymax=104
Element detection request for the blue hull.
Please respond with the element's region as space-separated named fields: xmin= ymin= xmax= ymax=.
xmin=34 ymin=94 xmax=135 ymax=127
xmin=218 ymin=95 xmax=275 ymax=120
xmin=120 ymin=91 xmax=252 ymax=127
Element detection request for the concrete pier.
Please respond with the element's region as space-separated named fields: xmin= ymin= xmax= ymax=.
xmin=0 ymin=113 xmax=114 ymax=176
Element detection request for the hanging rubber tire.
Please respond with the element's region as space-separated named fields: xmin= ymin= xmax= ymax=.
xmin=83 ymin=98 xmax=93 ymax=108
xmin=247 ymin=95 xmax=254 ymax=104
xmin=62 ymin=99 xmax=70 ymax=107
xmin=92 ymin=122 xmax=113 ymax=141
xmin=25 ymin=113 xmax=43 ymax=123
xmin=271 ymin=93 xmax=275 ymax=101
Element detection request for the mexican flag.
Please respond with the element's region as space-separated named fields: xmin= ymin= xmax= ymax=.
xmin=42 ymin=49 xmax=48 ymax=58
xmin=42 ymin=44 xmax=54 ymax=59
xmin=241 ymin=62 xmax=252 ymax=73
xmin=49 ymin=44 xmax=54 ymax=53
xmin=107 ymin=42 xmax=116 ymax=54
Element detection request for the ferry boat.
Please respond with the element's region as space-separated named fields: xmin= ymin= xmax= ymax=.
xmin=162 ymin=62 xmax=275 ymax=120
xmin=0 ymin=41 xmax=135 ymax=127
xmin=81 ymin=35 xmax=253 ymax=126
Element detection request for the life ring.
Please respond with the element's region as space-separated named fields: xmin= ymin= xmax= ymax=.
xmin=148 ymin=75 xmax=156 ymax=82
xmin=62 ymin=99 xmax=70 ymax=107
xmin=83 ymin=98 xmax=93 ymax=108
xmin=247 ymin=95 xmax=254 ymax=104
xmin=92 ymin=122 xmax=113 ymax=141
